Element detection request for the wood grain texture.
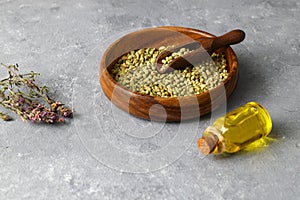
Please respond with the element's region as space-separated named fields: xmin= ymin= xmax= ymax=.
xmin=156 ymin=29 xmax=245 ymax=73
xmin=100 ymin=26 xmax=239 ymax=122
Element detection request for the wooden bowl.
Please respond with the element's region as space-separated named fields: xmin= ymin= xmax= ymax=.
xmin=100 ymin=26 xmax=238 ymax=122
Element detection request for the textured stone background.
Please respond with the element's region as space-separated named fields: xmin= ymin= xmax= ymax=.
xmin=0 ymin=0 xmax=299 ymax=199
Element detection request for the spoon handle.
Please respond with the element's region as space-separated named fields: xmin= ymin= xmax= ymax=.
xmin=209 ymin=29 xmax=245 ymax=54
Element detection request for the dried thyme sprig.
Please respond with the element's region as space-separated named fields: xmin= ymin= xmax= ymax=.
xmin=0 ymin=63 xmax=73 ymax=123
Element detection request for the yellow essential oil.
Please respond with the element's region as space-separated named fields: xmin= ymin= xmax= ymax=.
xmin=198 ymin=102 xmax=272 ymax=155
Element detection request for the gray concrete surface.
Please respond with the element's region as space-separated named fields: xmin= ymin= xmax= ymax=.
xmin=0 ymin=0 xmax=299 ymax=199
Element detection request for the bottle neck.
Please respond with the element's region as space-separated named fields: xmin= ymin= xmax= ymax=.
xmin=198 ymin=126 xmax=225 ymax=155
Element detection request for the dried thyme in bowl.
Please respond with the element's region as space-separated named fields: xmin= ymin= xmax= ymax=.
xmin=109 ymin=46 xmax=228 ymax=98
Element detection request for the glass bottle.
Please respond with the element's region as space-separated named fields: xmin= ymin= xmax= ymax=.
xmin=198 ymin=102 xmax=272 ymax=155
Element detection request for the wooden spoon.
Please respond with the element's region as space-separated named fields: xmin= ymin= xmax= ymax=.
xmin=156 ymin=29 xmax=245 ymax=73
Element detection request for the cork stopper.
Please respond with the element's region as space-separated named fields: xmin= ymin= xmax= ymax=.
xmin=197 ymin=126 xmax=221 ymax=155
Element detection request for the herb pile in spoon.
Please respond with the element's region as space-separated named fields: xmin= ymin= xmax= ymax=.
xmin=0 ymin=63 xmax=73 ymax=123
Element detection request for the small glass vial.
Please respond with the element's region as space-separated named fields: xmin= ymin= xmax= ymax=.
xmin=198 ymin=102 xmax=272 ymax=155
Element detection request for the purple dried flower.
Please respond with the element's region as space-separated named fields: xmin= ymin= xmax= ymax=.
xmin=50 ymin=101 xmax=73 ymax=118
xmin=41 ymin=111 xmax=47 ymax=117
xmin=19 ymin=97 xmax=25 ymax=104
